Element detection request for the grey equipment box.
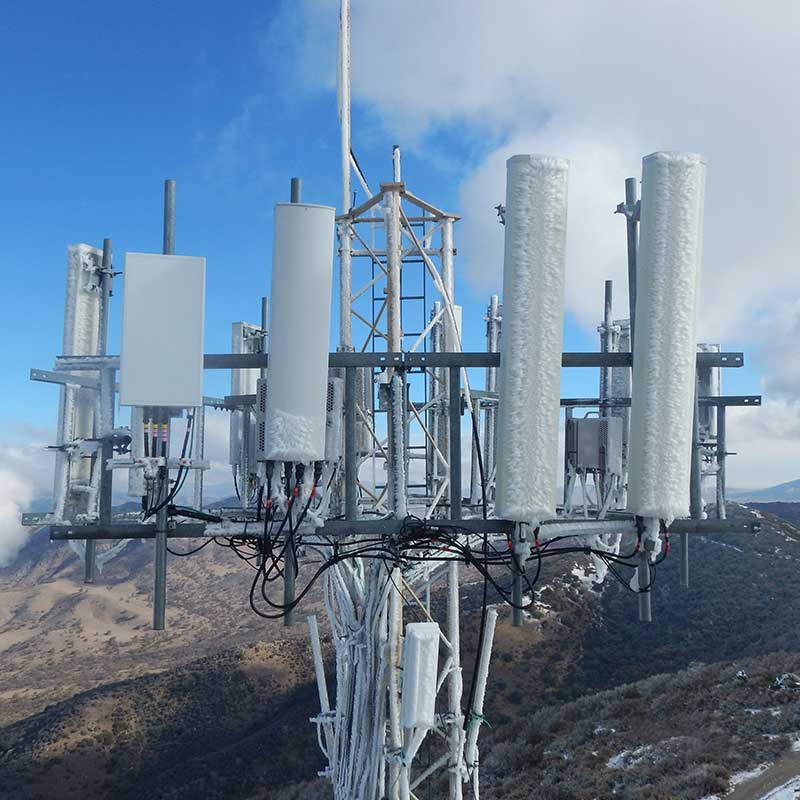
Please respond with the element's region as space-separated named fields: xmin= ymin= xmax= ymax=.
xmin=566 ymin=416 xmax=623 ymax=475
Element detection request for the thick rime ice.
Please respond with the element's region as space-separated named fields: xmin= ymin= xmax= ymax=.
xmin=264 ymin=203 xmax=335 ymax=462
xmin=627 ymin=152 xmax=706 ymax=524
xmin=54 ymin=245 xmax=103 ymax=519
xmin=265 ymin=409 xmax=323 ymax=463
xmin=229 ymin=322 xmax=260 ymax=467
xmin=495 ymin=155 xmax=568 ymax=525
xmin=400 ymin=622 xmax=440 ymax=729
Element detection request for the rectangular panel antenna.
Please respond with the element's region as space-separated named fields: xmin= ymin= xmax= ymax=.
xmin=120 ymin=253 xmax=206 ymax=407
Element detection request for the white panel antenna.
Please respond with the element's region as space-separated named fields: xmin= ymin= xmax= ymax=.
xmin=627 ymin=152 xmax=706 ymax=523
xmin=495 ymin=154 xmax=569 ymax=525
xmin=400 ymin=622 xmax=440 ymax=729
xmin=264 ymin=203 xmax=335 ymax=462
xmin=119 ymin=253 xmax=206 ymax=408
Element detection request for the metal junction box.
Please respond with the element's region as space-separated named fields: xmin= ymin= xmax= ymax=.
xmin=566 ymin=416 xmax=623 ymax=475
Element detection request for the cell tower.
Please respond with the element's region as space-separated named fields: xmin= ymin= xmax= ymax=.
xmin=22 ymin=3 xmax=763 ymax=799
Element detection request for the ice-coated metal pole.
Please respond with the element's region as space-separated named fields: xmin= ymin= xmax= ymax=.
xmin=447 ymin=364 xmax=464 ymax=800
xmin=464 ymin=607 xmax=498 ymax=789
xmin=449 ymin=366 xmax=462 ymax=520
xmin=345 ymin=366 xmax=358 ymax=521
xmin=624 ymin=177 xmax=638 ymax=350
xmin=85 ymin=238 xmax=114 ymax=584
xmin=601 ymin=280 xmax=613 ymax=417
xmin=338 ymin=0 xmax=353 ymax=351
xmin=392 ymin=145 xmax=401 ymax=182
xmin=98 ymin=239 xmax=113 ymax=356
xmin=483 ymin=295 xmax=500 ymax=489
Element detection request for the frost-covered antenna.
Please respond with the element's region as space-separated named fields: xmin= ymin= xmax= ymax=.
xmin=22 ymin=9 xmax=763 ymax=800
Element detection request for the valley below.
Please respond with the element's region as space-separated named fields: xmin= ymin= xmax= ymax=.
xmin=2 ymin=503 xmax=799 ymax=799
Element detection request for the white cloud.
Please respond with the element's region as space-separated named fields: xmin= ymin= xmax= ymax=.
xmin=200 ymin=408 xmax=236 ymax=500
xmin=0 ymin=430 xmax=52 ymax=565
xmin=0 ymin=467 xmax=34 ymax=566
xmin=296 ymin=0 xmax=800 ymax=340
xmin=727 ymin=399 xmax=800 ymax=489
xmin=286 ymin=0 xmax=800 ymax=487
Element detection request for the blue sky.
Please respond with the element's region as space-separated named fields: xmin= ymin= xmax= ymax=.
xmin=0 ymin=1 xmax=601 ymax=421
xmin=0 ymin=0 xmax=793 ymax=496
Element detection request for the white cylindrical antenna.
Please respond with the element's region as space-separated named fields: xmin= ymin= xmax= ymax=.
xmin=495 ymin=154 xmax=569 ymax=525
xmin=627 ymin=151 xmax=706 ymax=523
xmin=264 ymin=202 xmax=335 ymax=462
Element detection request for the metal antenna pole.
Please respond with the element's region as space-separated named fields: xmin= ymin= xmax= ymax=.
xmin=637 ymin=544 xmax=652 ymax=622
xmin=383 ymin=181 xmax=407 ymax=798
xmin=686 ymin=383 xmax=703 ymax=588
xmin=154 ymin=179 xmax=176 ymax=630
xmin=563 ymin=407 xmax=573 ymax=507
xmin=483 ymin=295 xmax=500 ymax=494
xmin=163 ymin=179 xmax=176 ymax=256
xmin=624 ymin=177 xmax=639 ymax=349
xmin=338 ymin=0 xmax=353 ymax=351
xmin=469 ymin=396 xmax=481 ymax=506
xmin=290 ymin=177 xmax=302 ymax=203
xmin=447 ymin=364 xmax=464 ymax=800
xmin=392 ymin=145 xmax=401 ymax=182
xmin=344 ymin=366 xmax=359 ymax=521
xmin=716 ymin=406 xmax=727 ymax=519
xmin=283 ymin=180 xmax=304 ymax=627
xmin=439 ymin=219 xmax=456 ymax=489
xmin=600 ymin=280 xmax=613 ymax=418
xmin=98 ymin=238 xmax=113 ymax=355
xmin=85 ymin=238 xmax=114 ymax=584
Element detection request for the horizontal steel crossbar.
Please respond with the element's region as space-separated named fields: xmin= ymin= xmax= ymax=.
xmin=46 ymin=516 xmax=759 ymax=542
xmin=52 ymin=350 xmax=746 ymax=372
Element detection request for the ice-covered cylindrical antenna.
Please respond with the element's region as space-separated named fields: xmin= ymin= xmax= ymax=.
xmin=627 ymin=152 xmax=706 ymax=523
xmin=495 ymin=154 xmax=569 ymax=525
xmin=264 ymin=203 xmax=335 ymax=462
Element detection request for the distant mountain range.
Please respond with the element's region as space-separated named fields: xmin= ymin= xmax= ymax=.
xmin=4 ymin=504 xmax=800 ymax=799
xmin=730 ymin=478 xmax=800 ymax=502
